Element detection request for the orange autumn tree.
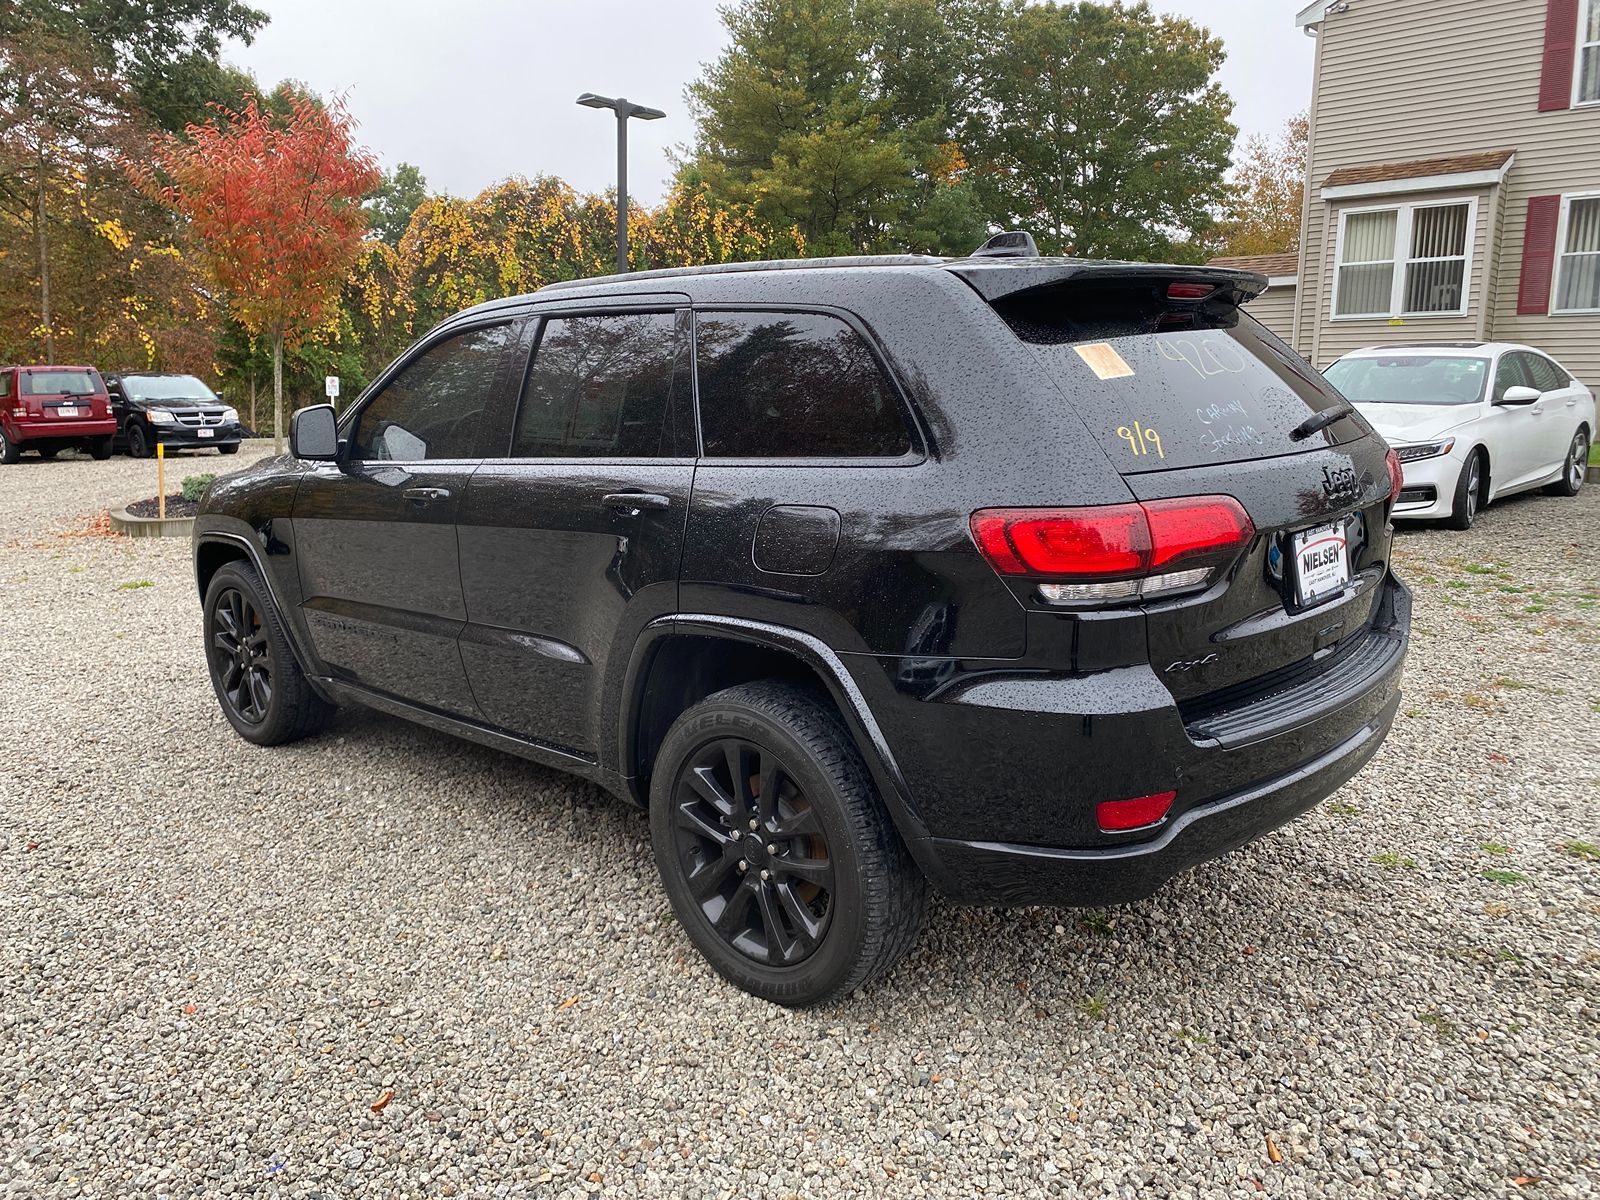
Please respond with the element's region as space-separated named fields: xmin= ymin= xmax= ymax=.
xmin=136 ymin=93 xmax=378 ymax=449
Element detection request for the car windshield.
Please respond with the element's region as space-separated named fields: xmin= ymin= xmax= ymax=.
xmin=22 ymin=370 xmax=96 ymax=395
xmin=1323 ymin=355 xmax=1488 ymax=406
xmin=125 ymin=374 xmax=216 ymax=403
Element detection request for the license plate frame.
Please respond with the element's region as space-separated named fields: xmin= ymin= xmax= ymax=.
xmin=1291 ymin=520 xmax=1351 ymax=607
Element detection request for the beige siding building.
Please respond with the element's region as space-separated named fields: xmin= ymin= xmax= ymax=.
xmin=1222 ymin=0 xmax=1600 ymax=380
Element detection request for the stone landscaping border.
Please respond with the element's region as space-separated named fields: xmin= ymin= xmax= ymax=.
xmin=109 ymin=505 xmax=193 ymax=538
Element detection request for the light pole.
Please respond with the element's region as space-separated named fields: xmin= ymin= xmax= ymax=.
xmin=576 ymin=92 xmax=665 ymax=274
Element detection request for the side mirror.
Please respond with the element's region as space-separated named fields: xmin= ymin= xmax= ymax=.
xmin=1497 ymin=385 xmax=1541 ymax=406
xmin=289 ymin=403 xmax=340 ymax=461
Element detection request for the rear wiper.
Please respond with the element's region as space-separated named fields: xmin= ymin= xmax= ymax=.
xmin=1289 ymin=401 xmax=1355 ymax=442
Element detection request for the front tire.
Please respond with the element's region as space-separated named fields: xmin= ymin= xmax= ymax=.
xmin=218 ymin=443 xmax=239 ymax=455
xmin=1447 ymin=450 xmax=1484 ymax=530
xmin=126 ymin=423 xmax=151 ymax=459
xmin=650 ymin=681 xmax=928 ymax=1006
xmin=203 ymin=561 xmax=335 ymax=746
xmin=1545 ymin=429 xmax=1588 ymax=498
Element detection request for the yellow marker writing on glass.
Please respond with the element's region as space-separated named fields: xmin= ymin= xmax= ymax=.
xmin=1116 ymin=422 xmax=1164 ymax=459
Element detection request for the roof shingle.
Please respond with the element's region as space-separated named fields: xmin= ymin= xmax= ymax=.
xmin=1322 ymin=149 xmax=1515 ymax=190
xmin=1206 ymin=252 xmax=1299 ymax=278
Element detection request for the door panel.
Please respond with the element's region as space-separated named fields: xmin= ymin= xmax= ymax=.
xmin=294 ymin=462 xmax=482 ymax=716
xmin=1488 ymin=354 xmax=1544 ymax=491
xmin=459 ymin=463 xmax=691 ymax=755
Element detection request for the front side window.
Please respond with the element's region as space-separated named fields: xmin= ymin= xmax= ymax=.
xmin=1554 ymin=195 xmax=1600 ymax=312
xmin=351 ymin=323 xmax=512 ymax=461
xmin=1492 ymin=354 xmax=1532 ymax=403
xmin=695 ymin=310 xmax=910 ymax=458
xmin=1335 ymin=202 xmax=1473 ymax=317
xmin=512 ymin=312 xmax=684 ymax=458
xmin=1579 ymin=0 xmax=1600 ymax=104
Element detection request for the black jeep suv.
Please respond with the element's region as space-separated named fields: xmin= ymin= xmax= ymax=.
xmin=192 ymin=247 xmax=1410 ymax=1005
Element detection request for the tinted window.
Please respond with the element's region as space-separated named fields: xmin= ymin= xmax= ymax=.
xmin=21 ymin=369 xmax=97 ymax=395
xmin=695 ymin=311 xmax=910 ymax=458
xmin=352 ymin=324 xmax=512 ymax=461
xmin=1000 ymin=291 xmax=1367 ymax=471
xmin=1492 ymin=353 xmax=1532 ymax=403
xmin=512 ymin=312 xmax=684 ymax=457
xmin=1323 ymin=355 xmax=1489 ymax=406
xmin=1524 ymin=352 xmax=1569 ymax=392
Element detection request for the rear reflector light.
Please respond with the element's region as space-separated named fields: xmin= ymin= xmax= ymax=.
xmin=970 ymin=497 xmax=1254 ymax=606
xmin=1384 ymin=448 xmax=1403 ymax=504
xmin=1097 ymin=790 xmax=1176 ymax=832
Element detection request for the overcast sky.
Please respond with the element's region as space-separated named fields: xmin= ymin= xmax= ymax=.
xmin=225 ymin=0 xmax=1314 ymax=206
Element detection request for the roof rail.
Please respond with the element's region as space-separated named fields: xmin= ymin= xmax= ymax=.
xmin=537 ymin=254 xmax=945 ymax=293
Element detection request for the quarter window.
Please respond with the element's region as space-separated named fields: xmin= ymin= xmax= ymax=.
xmin=1554 ymin=195 xmax=1600 ymax=312
xmin=0 ymin=373 xmax=10 ymax=398
xmin=1579 ymin=0 xmax=1600 ymax=104
xmin=512 ymin=312 xmax=684 ymax=458
xmin=351 ymin=324 xmax=512 ymax=461
xmin=695 ymin=311 xmax=910 ymax=458
xmin=1523 ymin=352 xmax=1570 ymax=393
xmin=1334 ymin=201 xmax=1473 ymax=318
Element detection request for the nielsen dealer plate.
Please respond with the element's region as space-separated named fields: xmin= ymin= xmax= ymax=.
xmin=1292 ymin=520 xmax=1350 ymax=606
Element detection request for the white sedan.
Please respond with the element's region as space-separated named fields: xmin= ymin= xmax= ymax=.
xmin=1323 ymin=342 xmax=1594 ymax=530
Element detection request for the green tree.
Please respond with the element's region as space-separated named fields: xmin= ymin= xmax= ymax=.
xmin=365 ymin=162 xmax=429 ymax=246
xmin=1210 ymin=112 xmax=1308 ymax=258
xmin=968 ymin=1 xmax=1235 ymax=260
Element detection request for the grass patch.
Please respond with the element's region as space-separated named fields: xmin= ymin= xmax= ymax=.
xmin=1479 ymin=841 xmax=1511 ymax=855
xmin=1418 ymin=1012 xmax=1456 ymax=1038
xmin=1494 ymin=678 xmax=1528 ymax=690
xmin=1077 ymin=993 xmax=1108 ymax=1020
xmin=1496 ymin=948 xmax=1525 ymax=964
xmin=1078 ymin=914 xmax=1115 ymax=938
xmin=1445 ymin=580 xmax=1471 ymax=591
xmin=116 ymin=580 xmax=154 ymax=590
xmin=1461 ymin=563 xmax=1498 ymax=575
xmin=1480 ymin=868 xmax=1527 ymax=885
xmin=1327 ymin=800 xmax=1361 ymax=817
xmin=1372 ymin=851 xmax=1417 ymax=870
xmin=1561 ymin=839 xmax=1599 ymax=862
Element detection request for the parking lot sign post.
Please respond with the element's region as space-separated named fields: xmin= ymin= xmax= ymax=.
xmin=325 ymin=376 xmax=339 ymax=404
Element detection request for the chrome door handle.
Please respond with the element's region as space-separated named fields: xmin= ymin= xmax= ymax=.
xmin=403 ymin=487 xmax=451 ymax=504
xmin=602 ymin=492 xmax=670 ymax=514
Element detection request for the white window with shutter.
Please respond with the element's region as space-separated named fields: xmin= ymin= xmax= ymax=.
xmin=1553 ymin=193 xmax=1600 ymax=313
xmin=1578 ymin=0 xmax=1600 ymax=105
xmin=1332 ymin=199 xmax=1476 ymax=319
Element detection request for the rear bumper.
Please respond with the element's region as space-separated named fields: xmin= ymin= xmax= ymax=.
xmin=918 ymin=687 xmax=1400 ymax=905
xmin=5 ymin=417 xmax=116 ymax=441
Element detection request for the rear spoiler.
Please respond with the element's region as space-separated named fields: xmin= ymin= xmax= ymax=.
xmin=942 ymin=259 xmax=1267 ymax=308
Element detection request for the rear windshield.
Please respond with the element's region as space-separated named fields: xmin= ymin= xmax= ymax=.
xmin=999 ymin=285 xmax=1367 ymax=472
xmin=124 ymin=374 xmax=217 ymax=403
xmin=1322 ymin=355 xmax=1488 ymax=406
xmin=21 ymin=370 xmax=98 ymax=395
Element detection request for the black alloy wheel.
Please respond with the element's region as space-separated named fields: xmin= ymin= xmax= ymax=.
xmin=669 ymin=736 xmax=835 ymax=967
xmin=210 ymin=585 xmax=273 ymax=724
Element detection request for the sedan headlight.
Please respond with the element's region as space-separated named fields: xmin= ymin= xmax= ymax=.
xmin=222 ymin=407 xmax=238 ymax=424
xmin=1394 ymin=438 xmax=1455 ymax=463
xmin=146 ymin=409 xmax=176 ymax=425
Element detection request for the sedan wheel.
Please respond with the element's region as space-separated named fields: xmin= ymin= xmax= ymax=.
xmin=1447 ymin=452 xmax=1482 ymax=531
xmin=1546 ymin=430 xmax=1588 ymax=498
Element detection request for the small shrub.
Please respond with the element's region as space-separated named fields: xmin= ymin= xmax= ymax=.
xmin=181 ymin=473 xmax=218 ymax=502
xmin=1480 ymin=868 xmax=1527 ymax=885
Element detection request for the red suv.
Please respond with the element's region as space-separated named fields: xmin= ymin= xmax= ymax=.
xmin=0 ymin=364 xmax=116 ymax=463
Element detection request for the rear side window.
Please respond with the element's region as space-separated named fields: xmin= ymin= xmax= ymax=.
xmin=998 ymin=285 xmax=1368 ymax=472
xmin=351 ymin=323 xmax=512 ymax=461
xmin=695 ymin=310 xmax=910 ymax=458
xmin=22 ymin=369 xmax=98 ymax=395
xmin=512 ymin=312 xmax=685 ymax=458
xmin=1524 ymin=352 xmax=1569 ymax=392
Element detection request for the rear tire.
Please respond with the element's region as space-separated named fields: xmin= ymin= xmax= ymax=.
xmin=1545 ymin=429 xmax=1588 ymax=497
xmin=1446 ymin=450 xmax=1484 ymax=530
xmin=37 ymin=446 xmax=57 ymax=459
xmin=127 ymin=423 xmax=150 ymax=459
xmin=90 ymin=435 xmax=112 ymax=461
xmin=650 ymin=680 xmax=928 ymax=1006
xmin=0 ymin=431 xmax=19 ymax=465
xmin=218 ymin=443 xmax=239 ymax=455
xmin=202 ymin=560 xmax=335 ymax=746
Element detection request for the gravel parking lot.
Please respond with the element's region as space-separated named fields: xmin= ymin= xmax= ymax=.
xmin=3 ymin=446 xmax=1597 ymax=1199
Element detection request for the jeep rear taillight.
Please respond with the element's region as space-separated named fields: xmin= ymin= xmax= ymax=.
xmin=1384 ymin=448 xmax=1403 ymax=505
xmin=969 ymin=497 xmax=1254 ymax=607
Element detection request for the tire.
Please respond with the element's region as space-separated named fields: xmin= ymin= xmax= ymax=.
xmin=650 ymin=680 xmax=928 ymax=1006
xmin=0 ymin=430 xmax=19 ymax=465
xmin=90 ymin=435 xmax=112 ymax=461
xmin=37 ymin=446 xmax=57 ymax=459
xmin=126 ymin=423 xmax=150 ymax=459
xmin=1446 ymin=449 xmax=1485 ymax=530
xmin=202 ymin=560 xmax=335 ymax=746
xmin=1545 ymin=429 xmax=1588 ymax=498
xmin=218 ymin=443 xmax=239 ymax=455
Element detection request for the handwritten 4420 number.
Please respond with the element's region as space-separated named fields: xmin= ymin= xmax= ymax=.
xmin=1117 ymin=421 xmax=1164 ymax=460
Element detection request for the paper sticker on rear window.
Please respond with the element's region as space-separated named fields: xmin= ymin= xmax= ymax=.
xmin=1072 ymin=342 xmax=1134 ymax=381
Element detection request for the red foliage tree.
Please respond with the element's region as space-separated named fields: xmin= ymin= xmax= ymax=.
xmin=136 ymin=93 xmax=378 ymax=448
